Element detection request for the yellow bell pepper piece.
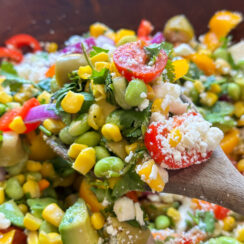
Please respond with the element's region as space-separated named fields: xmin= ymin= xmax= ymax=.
xmin=172 ymin=59 xmax=189 ymax=81
xmin=220 ymin=128 xmax=240 ymax=155
xmin=0 ymin=230 xmax=16 ymax=244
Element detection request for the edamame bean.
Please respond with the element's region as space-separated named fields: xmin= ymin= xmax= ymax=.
xmin=155 ymin=215 xmax=170 ymax=230
xmin=117 ymin=35 xmax=137 ymax=46
xmin=75 ymin=131 xmax=101 ymax=147
xmin=213 ymin=47 xmax=229 ymax=61
xmin=208 ymin=236 xmax=240 ymax=244
xmin=0 ymin=104 xmax=6 ymax=116
xmin=125 ymin=79 xmax=147 ymax=106
xmin=189 ymin=88 xmax=199 ymax=104
xmin=5 ymin=178 xmax=24 ymax=200
xmin=68 ymin=113 xmax=90 ymax=137
xmin=227 ymin=83 xmax=241 ymax=101
xmin=26 ymin=172 xmax=42 ymax=181
xmin=94 ymin=156 xmax=124 ymax=178
xmin=105 ymin=110 xmax=124 ymax=129
xmin=59 ymin=126 xmax=76 ymax=145
xmin=50 ymin=78 xmax=60 ymax=92
xmin=94 ymin=146 xmax=110 ymax=161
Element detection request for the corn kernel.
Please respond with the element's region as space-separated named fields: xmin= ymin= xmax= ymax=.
xmin=237 ymin=159 xmax=244 ymax=173
xmin=115 ymin=29 xmax=136 ymax=43
xmin=101 ymin=123 xmax=122 ymax=142
xmin=95 ymin=61 xmax=110 ymax=71
xmin=47 ymin=233 xmax=62 ymax=244
xmin=125 ymin=143 xmax=138 ymax=155
xmin=41 ymin=161 xmax=56 ymax=179
xmin=26 ymin=160 xmax=42 ymax=172
xmin=61 ymin=91 xmax=84 ymax=114
xmin=90 ymin=22 xmax=109 ymax=37
xmin=23 ymin=180 xmax=40 ymax=198
xmin=91 ymin=52 xmax=109 ymax=65
xmin=38 ymin=91 xmax=51 ymax=104
xmin=169 ymin=128 xmax=182 ymax=147
xmin=68 ymin=143 xmax=88 ymax=158
xmin=210 ymin=83 xmax=221 ymax=94
xmin=234 ymin=101 xmax=244 ymax=118
xmin=42 ymin=203 xmax=64 ymax=227
xmin=46 ymin=42 xmax=58 ymax=53
xmin=91 ymin=212 xmax=105 ymax=230
xmin=237 ymin=228 xmax=244 ymax=242
xmin=18 ymin=204 xmax=28 ymax=214
xmin=78 ymin=65 xmax=92 ymax=79
xmin=194 ymin=80 xmax=205 ymax=93
xmin=223 ymin=216 xmax=235 ymax=231
xmin=167 ymin=207 xmax=181 ymax=222
xmin=43 ymin=119 xmax=65 ymax=134
xmin=27 ymin=231 xmax=39 ymax=244
xmin=9 ymin=116 xmax=26 ymax=134
xmin=146 ymin=85 xmax=155 ymax=100
xmin=220 ymin=128 xmax=240 ymax=154
xmin=14 ymin=174 xmax=25 ymax=185
xmin=237 ymin=117 xmax=244 ymax=127
xmin=151 ymin=98 xmax=169 ymax=115
xmin=0 ymin=91 xmax=12 ymax=103
xmin=24 ymin=213 xmax=42 ymax=231
xmin=39 ymin=231 xmax=49 ymax=244
xmin=110 ymin=62 xmax=120 ymax=77
xmin=136 ymin=159 xmax=165 ymax=192
xmin=72 ymin=147 xmax=96 ymax=175
xmin=0 ymin=187 xmax=5 ymax=204
xmin=200 ymin=92 xmax=218 ymax=107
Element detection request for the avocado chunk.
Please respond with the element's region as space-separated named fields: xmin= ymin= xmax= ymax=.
xmin=59 ymin=198 xmax=99 ymax=244
xmin=0 ymin=200 xmax=24 ymax=227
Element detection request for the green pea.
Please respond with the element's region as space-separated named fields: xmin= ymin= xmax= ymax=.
xmin=94 ymin=156 xmax=124 ymax=178
xmin=125 ymin=79 xmax=147 ymax=106
xmin=155 ymin=215 xmax=170 ymax=230
xmin=117 ymin=35 xmax=137 ymax=46
xmin=5 ymin=178 xmax=24 ymax=200
xmin=0 ymin=104 xmax=6 ymax=116
xmin=75 ymin=131 xmax=101 ymax=147
xmin=227 ymin=83 xmax=241 ymax=101
xmin=94 ymin=146 xmax=110 ymax=161
xmin=68 ymin=113 xmax=90 ymax=137
xmin=213 ymin=47 xmax=229 ymax=61
xmin=59 ymin=126 xmax=76 ymax=145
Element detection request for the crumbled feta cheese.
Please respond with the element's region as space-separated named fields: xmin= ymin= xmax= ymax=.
xmin=174 ymin=43 xmax=195 ymax=56
xmin=138 ymin=99 xmax=149 ymax=111
xmin=106 ymin=225 xmax=118 ymax=236
xmin=228 ymin=41 xmax=244 ymax=64
xmin=125 ymin=151 xmax=134 ymax=163
xmin=0 ymin=213 xmax=11 ymax=230
xmin=205 ymin=127 xmax=224 ymax=151
xmin=134 ymin=202 xmax=145 ymax=226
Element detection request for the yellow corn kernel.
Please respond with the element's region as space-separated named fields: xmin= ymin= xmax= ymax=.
xmin=24 ymin=213 xmax=42 ymax=231
xmin=47 ymin=233 xmax=62 ymax=244
xmin=104 ymin=30 xmax=116 ymax=41
xmin=210 ymin=83 xmax=221 ymax=94
xmin=0 ymin=187 xmax=5 ymax=204
xmin=18 ymin=203 xmax=28 ymax=214
xmin=91 ymin=212 xmax=105 ymax=230
xmin=151 ymin=98 xmax=169 ymax=115
xmin=146 ymin=85 xmax=155 ymax=100
xmin=42 ymin=203 xmax=64 ymax=227
xmin=194 ymin=80 xmax=204 ymax=93
xmin=0 ymin=229 xmax=16 ymax=244
xmin=23 ymin=180 xmax=40 ymax=198
xmin=220 ymin=128 xmax=240 ymax=155
xmin=43 ymin=119 xmax=65 ymax=134
xmin=27 ymin=231 xmax=39 ymax=244
xmin=237 ymin=159 xmax=244 ymax=173
xmin=41 ymin=161 xmax=56 ymax=179
xmin=79 ymin=179 xmax=104 ymax=212
xmin=90 ymin=22 xmax=109 ymax=37
xmin=136 ymin=159 xmax=165 ymax=192
xmin=167 ymin=207 xmax=181 ymax=222
xmin=101 ymin=123 xmax=122 ymax=142
xmin=39 ymin=231 xmax=49 ymax=244
xmin=88 ymin=104 xmax=105 ymax=130
xmin=125 ymin=143 xmax=138 ymax=155
xmin=237 ymin=117 xmax=244 ymax=127
xmin=237 ymin=228 xmax=244 ymax=242
xmin=223 ymin=216 xmax=235 ymax=231
xmin=0 ymin=91 xmax=12 ymax=103
xmin=115 ymin=29 xmax=136 ymax=43
xmin=78 ymin=65 xmax=92 ymax=79
xmin=72 ymin=147 xmax=96 ymax=175
xmin=234 ymin=101 xmax=244 ymax=118
xmin=91 ymin=52 xmax=109 ymax=65
xmin=200 ymin=92 xmax=218 ymax=107
xmin=38 ymin=91 xmax=51 ymax=104
xmin=172 ymin=59 xmax=189 ymax=81
xmin=169 ymin=128 xmax=182 ymax=147
xmin=68 ymin=143 xmax=88 ymax=158
xmin=110 ymin=62 xmax=120 ymax=77
xmin=95 ymin=61 xmax=110 ymax=71
xmin=15 ymin=174 xmax=25 ymax=185
xmin=61 ymin=91 xmax=84 ymax=114
xmin=108 ymin=177 xmax=120 ymax=189
xmin=26 ymin=160 xmax=42 ymax=172
xmin=9 ymin=116 xmax=26 ymax=134
xmin=46 ymin=42 xmax=58 ymax=53
xmin=0 ymin=76 xmax=5 ymax=83
xmin=215 ymin=58 xmax=231 ymax=74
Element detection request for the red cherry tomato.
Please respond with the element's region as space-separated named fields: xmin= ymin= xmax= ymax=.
xmin=144 ymin=112 xmax=212 ymax=169
xmin=137 ymin=19 xmax=154 ymax=41
xmin=0 ymin=47 xmax=23 ymax=62
xmin=6 ymin=34 xmax=41 ymax=52
xmin=0 ymin=227 xmax=27 ymax=244
xmin=0 ymin=108 xmax=21 ymax=131
xmin=113 ymin=41 xmax=167 ymax=83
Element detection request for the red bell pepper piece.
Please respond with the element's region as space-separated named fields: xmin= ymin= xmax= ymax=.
xmin=0 ymin=47 xmax=23 ymax=62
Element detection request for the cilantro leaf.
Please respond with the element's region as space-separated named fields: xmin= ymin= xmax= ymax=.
xmin=186 ymin=62 xmax=204 ymax=80
xmin=0 ymin=61 xmax=17 ymax=75
xmin=220 ymin=36 xmax=232 ymax=49
xmin=50 ymin=157 xmax=74 ymax=177
xmin=90 ymin=46 xmax=109 ymax=58
xmin=90 ymin=68 xmax=109 ymax=84
xmin=162 ymin=59 xmax=175 ymax=82
xmin=37 ymin=78 xmax=52 ymax=92
xmin=105 ymin=72 xmax=117 ymax=105
xmin=2 ymin=74 xmax=30 ymax=92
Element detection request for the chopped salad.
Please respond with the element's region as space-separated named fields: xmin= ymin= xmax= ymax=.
xmin=0 ymin=9 xmax=243 ymax=244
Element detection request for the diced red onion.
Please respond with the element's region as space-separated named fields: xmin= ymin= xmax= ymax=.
xmin=85 ymin=37 xmax=96 ymax=49
xmin=151 ymin=32 xmax=165 ymax=44
xmin=24 ymin=104 xmax=59 ymax=124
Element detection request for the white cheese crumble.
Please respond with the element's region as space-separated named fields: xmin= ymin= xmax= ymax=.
xmin=138 ymin=99 xmax=149 ymax=111
xmin=174 ymin=43 xmax=195 ymax=56
xmin=134 ymin=202 xmax=145 ymax=226
xmin=0 ymin=212 xmax=11 ymax=230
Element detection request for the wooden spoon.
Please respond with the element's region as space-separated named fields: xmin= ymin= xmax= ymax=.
xmin=43 ymin=95 xmax=244 ymax=216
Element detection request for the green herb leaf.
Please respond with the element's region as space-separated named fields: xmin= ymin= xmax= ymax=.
xmin=220 ymin=36 xmax=232 ymax=49
xmin=0 ymin=61 xmax=17 ymax=75
xmin=90 ymin=46 xmax=109 ymax=58
xmin=211 ymin=101 xmax=234 ymax=116
xmin=90 ymin=68 xmax=109 ymax=84
xmin=37 ymin=78 xmax=52 ymax=92
xmin=186 ymin=62 xmax=204 ymax=80
xmin=2 ymin=75 xmax=30 ymax=92
xmin=50 ymin=157 xmax=74 ymax=177
xmin=162 ymin=59 xmax=175 ymax=82
xmin=105 ymin=72 xmax=117 ymax=105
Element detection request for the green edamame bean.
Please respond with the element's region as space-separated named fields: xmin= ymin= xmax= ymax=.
xmin=105 ymin=110 xmax=124 ymax=129
xmin=0 ymin=104 xmax=6 ymax=116
xmin=94 ymin=146 xmax=110 ymax=161
xmin=26 ymin=172 xmax=42 ymax=181
xmin=213 ymin=47 xmax=229 ymax=61
xmin=50 ymin=78 xmax=60 ymax=92
xmin=68 ymin=113 xmax=90 ymax=137
xmin=189 ymin=88 xmax=199 ymax=104
xmin=75 ymin=131 xmax=101 ymax=147
xmin=227 ymin=83 xmax=241 ymax=101
xmin=117 ymin=35 xmax=137 ymax=46
xmin=125 ymin=79 xmax=147 ymax=106
xmin=208 ymin=236 xmax=240 ymax=244
xmin=94 ymin=156 xmax=124 ymax=178
xmin=59 ymin=127 xmax=76 ymax=145
xmin=155 ymin=215 xmax=170 ymax=230
xmin=5 ymin=178 xmax=24 ymax=200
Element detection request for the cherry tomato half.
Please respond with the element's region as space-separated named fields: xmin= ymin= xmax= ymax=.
xmin=0 ymin=47 xmax=23 ymax=62
xmin=113 ymin=41 xmax=167 ymax=83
